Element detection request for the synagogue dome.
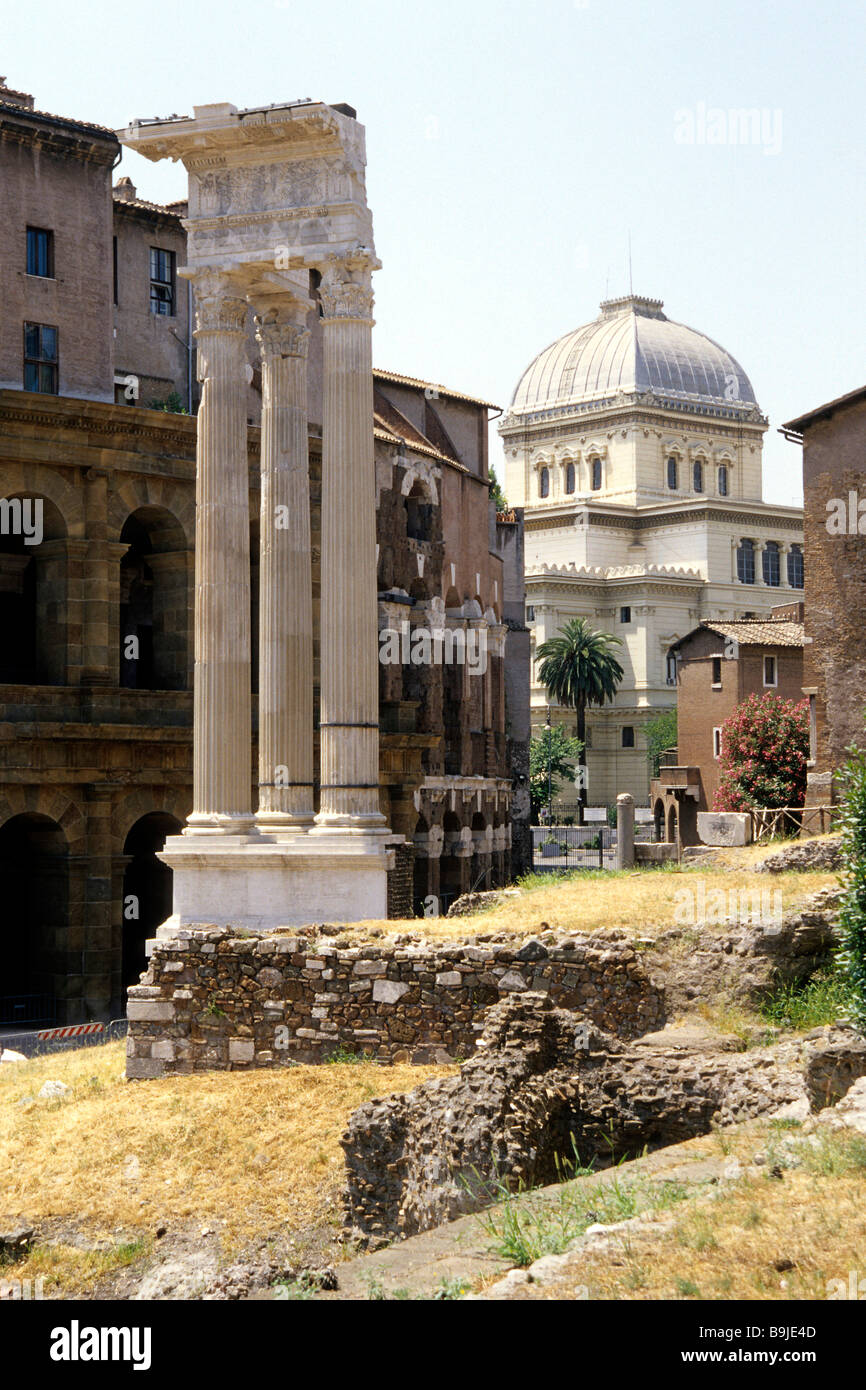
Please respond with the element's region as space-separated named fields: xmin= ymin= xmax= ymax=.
xmin=509 ymin=295 xmax=758 ymax=417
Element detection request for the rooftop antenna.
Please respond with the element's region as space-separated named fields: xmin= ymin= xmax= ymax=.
xmin=628 ymin=231 xmax=633 ymax=295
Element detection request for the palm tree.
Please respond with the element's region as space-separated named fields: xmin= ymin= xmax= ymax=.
xmin=536 ymin=617 xmax=624 ymax=824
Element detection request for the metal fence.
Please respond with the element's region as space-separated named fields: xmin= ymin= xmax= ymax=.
xmin=0 ymin=1018 xmax=128 ymax=1060
xmin=532 ymin=824 xmax=617 ymax=870
xmin=0 ymin=994 xmax=57 ymax=1028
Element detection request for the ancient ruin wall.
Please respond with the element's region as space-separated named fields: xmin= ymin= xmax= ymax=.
xmin=125 ymin=930 xmax=664 ymax=1078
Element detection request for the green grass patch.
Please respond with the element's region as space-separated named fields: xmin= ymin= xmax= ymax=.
xmin=760 ymin=970 xmax=854 ymax=1031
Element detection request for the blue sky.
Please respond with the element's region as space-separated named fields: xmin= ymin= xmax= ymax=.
xmin=6 ymin=0 xmax=864 ymax=503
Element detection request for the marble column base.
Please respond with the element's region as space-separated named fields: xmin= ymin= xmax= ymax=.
xmin=153 ymin=829 xmax=394 ymax=937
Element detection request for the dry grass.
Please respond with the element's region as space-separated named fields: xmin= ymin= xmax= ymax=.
xmin=335 ymin=854 xmax=838 ymax=945
xmin=0 ymin=1041 xmax=453 ymax=1295
xmin=533 ymin=1124 xmax=866 ymax=1301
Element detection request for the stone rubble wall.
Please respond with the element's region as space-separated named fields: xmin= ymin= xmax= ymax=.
xmin=341 ymin=994 xmax=866 ymax=1243
xmin=125 ymin=929 xmax=665 ymax=1078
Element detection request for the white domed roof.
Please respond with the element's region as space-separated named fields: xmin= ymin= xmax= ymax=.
xmin=510 ymin=296 xmax=758 ymax=416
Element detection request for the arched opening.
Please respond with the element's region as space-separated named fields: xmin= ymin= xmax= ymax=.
xmin=439 ymin=811 xmax=463 ymax=913
xmin=0 ymin=813 xmax=67 ymax=1024
xmin=0 ymin=494 xmax=67 ymax=684
xmin=121 ymin=812 xmax=182 ymax=992
xmin=667 ymin=803 xmax=678 ymax=844
xmin=412 ymin=815 xmax=429 ymax=915
xmin=654 ymin=799 xmax=665 ymax=844
xmin=718 ymin=464 xmax=729 ymax=497
xmin=590 ymin=457 xmax=602 ymax=491
xmin=405 ymin=480 xmax=434 ymax=543
xmin=693 ymin=459 xmax=704 ymax=493
xmin=539 ymin=466 xmax=550 ymax=499
xmin=667 ymin=456 xmax=678 ymax=490
xmin=119 ymin=507 xmax=187 ymax=690
xmin=564 ymin=461 xmax=576 ymax=494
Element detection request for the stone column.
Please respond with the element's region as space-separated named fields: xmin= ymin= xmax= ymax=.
xmin=314 ymin=250 xmax=386 ymax=829
xmin=186 ymin=269 xmax=253 ymax=832
xmin=253 ymin=298 xmax=314 ymax=828
xmin=615 ymin=791 xmax=635 ymax=870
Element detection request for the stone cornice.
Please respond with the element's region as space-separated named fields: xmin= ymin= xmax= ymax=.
xmin=524 ymin=501 xmax=802 ymax=533
xmin=499 ymin=394 xmax=767 ymax=436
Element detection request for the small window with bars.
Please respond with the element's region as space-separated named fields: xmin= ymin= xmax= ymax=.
xmin=23 ymin=322 xmax=58 ymax=393
xmin=150 ymin=247 xmax=176 ymax=315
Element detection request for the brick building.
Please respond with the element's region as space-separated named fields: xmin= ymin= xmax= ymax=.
xmin=651 ymin=608 xmax=805 ymax=844
xmin=0 ymin=78 xmax=530 ymax=1025
xmin=782 ymin=386 xmax=866 ymax=808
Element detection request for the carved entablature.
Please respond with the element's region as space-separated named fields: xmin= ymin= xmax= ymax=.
xmin=117 ymin=101 xmax=377 ymax=287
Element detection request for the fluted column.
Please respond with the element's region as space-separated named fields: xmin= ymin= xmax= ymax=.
xmin=315 ymin=249 xmax=386 ymax=828
xmin=253 ymin=298 xmax=314 ymax=827
xmin=186 ymin=269 xmax=253 ymax=832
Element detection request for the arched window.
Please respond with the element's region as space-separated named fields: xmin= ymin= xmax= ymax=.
xmin=405 ymin=479 xmax=434 ymax=542
xmin=693 ymin=460 xmax=704 ymax=492
xmin=539 ymin=466 xmax=549 ymax=499
xmin=590 ymin=457 xmax=602 ymax=491
xmin=762 ymin=540 xmax=780 ymax=587
xmin=667 ymin=456 xmax=678 ymax=490
xmin=718 ymin=464 xmax=729 ymax=497
xmin=787 ymin=543 xmax=803 ymax=589
xmin=736 ymin=538 xmax=755 ymax=584
xmin=564 ymin=461 xmax=575 ymax=494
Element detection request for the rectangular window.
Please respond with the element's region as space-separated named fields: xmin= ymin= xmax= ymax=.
xmin=712 ymin=656 xmax=722 ymax=686
xmin=713 ymin=727 xmax=722 ymax=759
xmin=764 ymin=654 xmax=777 ymax=687
xmin=150 ymin=246 xmax=176 ymax=315
xmin=762 ymin=541 xmax=780 ymax=587
xmin=23 ymin=322 xmax=58 ymax=393
xmin=26 ymin=226 xmax=54 ymax=278
xmin=526 ymin=605 xmax=535 ymax=623
xmin=622 ymin=726 xmax=635 ymax=749
xmin=665 ymin=652 xmax=677 ymax=686
xmin=620 ymin=606 xmax=631 ymax=624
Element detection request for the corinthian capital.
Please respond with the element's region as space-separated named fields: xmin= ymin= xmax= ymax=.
xmin=254 ymin=305 xmax=310 ymax=361
xmin=191 ymin=268 xmax=248 ymax=335
xmin=317 ymin=244 xmax=379 ymax=321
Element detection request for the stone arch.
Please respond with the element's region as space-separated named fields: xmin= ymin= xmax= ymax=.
xmin=654 ymin=798 xmax=665 ymax=843
xmin=121 ymin=810 xmax=184 ymax=991
xmin=667 ymin=802 xmax=678 ymax=844
xmin=0 ymin=490 xmax=69 ymax=683
xmin=108 ymin=478 xmax=193 ymax=548
xmin=118 ymin=504 xmax=190 ymax=690
xmin=0 ymin=811 xmax=69 ymax=1014
xmin=0 ymin=786 xmax=87 ymax=855
xmin=0 ymin=461 xmax=85 ymax=537
xmin=113 ymin=788 xmax=190 ymax=857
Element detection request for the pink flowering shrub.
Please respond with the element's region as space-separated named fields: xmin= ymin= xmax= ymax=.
xmin=713 ymin=692 xmax=810 ymax=812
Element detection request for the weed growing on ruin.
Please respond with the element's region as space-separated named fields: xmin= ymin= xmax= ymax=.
xmin=431 ymin=1276 xmax=472 ymax=1300
xmin=272 ymin=1274 xmax=317 ymax=1300
xmin=834 ymin=732 xmax=866 ymax=1028
xmin=796 ymin=1130 xmax=866 ymax=1177
xmin=324 ymin=1046 xmax=374 ymax=1065
xmin=761 ymin=970 xmax=853 ymax=1031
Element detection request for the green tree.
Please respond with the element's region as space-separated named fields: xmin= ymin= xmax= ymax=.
xmin=835 ymin=729 xmax=866 ymax=1029
xmin=147 ymin=390 xmax=188 ymax=415
xmin=529 ymin=724 xmax=583 ymax=822
xmin=488 ymin=465 xmax=508 ymax=512
xmin=536 ymin=618 xmax=624 ymax=824
xmin=713 ymin=693 xmax=809 ymax=812
xmin=644 ymin=708 xmax=677 ymax=779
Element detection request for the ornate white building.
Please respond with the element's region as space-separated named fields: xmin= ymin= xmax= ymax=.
xmin=499 ymin=294 xmax=804 ymax=806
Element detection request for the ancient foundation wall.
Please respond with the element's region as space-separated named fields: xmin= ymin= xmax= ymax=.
xmin=125 ymin=929 xmax=665 ymax=1077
